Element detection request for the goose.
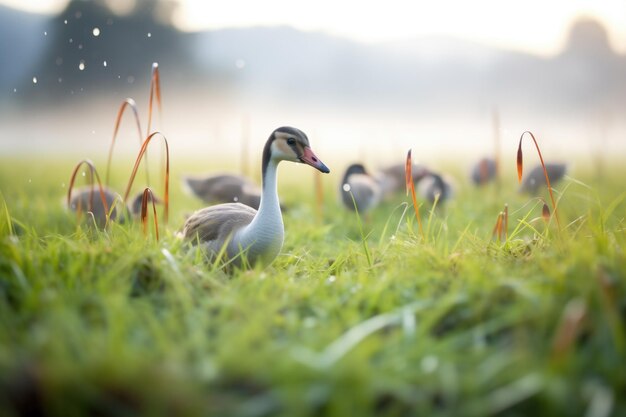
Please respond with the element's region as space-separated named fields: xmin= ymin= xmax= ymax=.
xmin=340 ymin=163 xmax=382 ymax=213
xmin=470 ymin=157 xmax=497 ymax=186
xmin=68 ymin=187 xmax=160 ymax=227
xmin=375 ymin=162 xmax=430 ymax=197
xmin=179 ymin=126 xmax=330 ymax=265
xmin=417 ymin=172 xmax=455 ymax=204
xmin=183 ymin=173 xmax=263 ymax=209
xmin=520 ymin=163 xmax=567 ymax=194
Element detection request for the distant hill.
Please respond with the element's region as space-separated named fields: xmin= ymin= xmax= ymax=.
xmin=191 ymin=19 xmax=626 ymax=114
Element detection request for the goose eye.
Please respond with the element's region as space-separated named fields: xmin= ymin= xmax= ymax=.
xmin=287 ymin=138 xmax=296 ymax=146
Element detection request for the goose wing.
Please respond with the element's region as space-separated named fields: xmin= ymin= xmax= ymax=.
xmin=209 ymin=180 xmax=261 ymax=204
xmin=180 ymin=203 xmax=257 ymax=243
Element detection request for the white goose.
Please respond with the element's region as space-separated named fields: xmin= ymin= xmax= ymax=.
xmin=180 ymin=126 xmax=330 ymax=265
xmin=340 ymin=163 xmax=381 ymax=213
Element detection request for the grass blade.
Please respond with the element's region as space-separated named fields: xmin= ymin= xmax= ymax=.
xmin=542 ymin=201 xmax=551 ymax=222
xmin=347 ymin=191 xmax=373 ymax=267
xmin=67 ymin=159 xmax=109 ymax=227
xmin=0 ymin=190 xmax=14 ymax=236
xmin=517 ymin=131 xmax=561 ymax=229
xmin=124 ymin=132 xmax=170 ymax=225
xmin=146 ymin=62 xmax=162 ymax=137
xmin=314 ymin=169 xmax=324 ymax=223
xmin=105 ymin=98 xmax=146 ymax=186
xmin=140 ymin=187 xmax=160 ymax=241
xmin=491 ymin=212 xmax=503 ymax=242
xmin=406 ymin=149 xmax=424 ymax=239
xmin=502 ymin=204 xmax=509 ymax=241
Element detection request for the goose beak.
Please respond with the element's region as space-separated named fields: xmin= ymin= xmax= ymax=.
xmin=300 ymin=146 xmax=330 ymax=173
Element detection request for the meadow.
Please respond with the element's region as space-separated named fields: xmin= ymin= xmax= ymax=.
xmin=0 ymin=143 xmax=624 ymax=417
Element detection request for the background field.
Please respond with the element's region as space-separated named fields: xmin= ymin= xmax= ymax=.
xmin=0 ymin=152 xmax=624 ymax=416
xmin=1 ymin=1 xmax=626 ymax=415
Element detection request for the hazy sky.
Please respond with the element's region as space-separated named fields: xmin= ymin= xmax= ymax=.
xmin=2 ymin=0 xmax=626 ymax=55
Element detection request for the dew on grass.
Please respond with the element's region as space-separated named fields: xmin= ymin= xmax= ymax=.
xmin=64 ymin=19 xmax=67 ymax=24
xmin=342 ymin=183 xmax=351 ymax=192
xmin=92 ymin=27 xmax=100 ymax=36
xmin=79 ymin=61 xmax=85 ymax=71
xmin=326 ymin=275 xmax=336 ymax=284
xmin=103 ymin=60 xmax=107 ymax=67
xmin=44 ymin=31 xmax=47 ymax=36
xmin=147 ymin=32 xmax=151 ymax=38
xmin=32 ymin=77 xmax=37 ymax=84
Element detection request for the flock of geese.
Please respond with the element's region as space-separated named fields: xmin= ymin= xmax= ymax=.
xmin=68 ymin=126 xmax=567 ymax=267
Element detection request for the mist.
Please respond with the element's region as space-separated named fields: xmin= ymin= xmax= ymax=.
xmin=1 ymin=0 xmax=625 ymax=173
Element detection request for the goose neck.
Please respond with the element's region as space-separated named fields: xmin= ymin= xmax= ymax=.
xmin=258 ymin=158 xmax=281 ymax=216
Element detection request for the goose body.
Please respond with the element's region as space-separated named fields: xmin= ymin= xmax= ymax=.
xmin=520 ymin=163 xmax=567 ymax=194
xmin=340 ymin=163 xmax=381 ymax=213
xmin=180 ymin=126 xmax=329 ymax=265
xmin=68 ymin=187 xmax=159 ymax=226
xmin=417 ymin=172 xmax=455 ymax=204
xmin=470 ymin=157 xmax=497 ymax=185
xmin=183 ymin=173 xmax=263 ymax=209
xmin=375 ymin=162 xmax=430 ymax=197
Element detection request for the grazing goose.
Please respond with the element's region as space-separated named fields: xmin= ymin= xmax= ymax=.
xmin=68 ymin=187 xmax=159 ymax=227
xmin=183 ymin=173 xmax=263 ymax=209
xmin=375 ymin=162 xmax=430 ymax=197
xmin=340 ymin=163 xmax=382 ymax=213
xmin=417 ymin=172 xmax=455 ymax=204
xmin=180 ymin=126 xmax=330 ymax=265
xmin=470 ymin=157 xmax=497 ymax=186
xmin=520 ymin=163 xmax=567 ymax=194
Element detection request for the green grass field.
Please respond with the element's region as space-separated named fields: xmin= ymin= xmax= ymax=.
xmin=0 ymin=155 xmax=624 ymax=417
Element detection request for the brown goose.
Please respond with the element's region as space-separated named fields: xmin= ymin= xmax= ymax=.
xmin=375 ymin=162 xmax=430 ymax=198
xmin=68 ymin=187 xmax=159 ymax=227
xmin=180 ymin=126 xmax=329 ymax=265
xmin=519 ymin=163 xmax=567 ymax=194
xmin=183 ymin=173 xmax=263 ymax=209
xmin=470 ymin=157 xmax=497 ymax=186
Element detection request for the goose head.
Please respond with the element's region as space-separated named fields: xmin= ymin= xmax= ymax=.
xmin=263 ymin=126 xmax=330 ymax=175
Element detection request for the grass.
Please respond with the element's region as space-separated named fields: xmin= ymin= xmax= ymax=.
xmin=0 ymin=155 xmax=625 ymax=417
